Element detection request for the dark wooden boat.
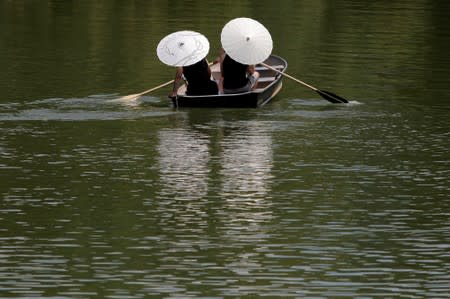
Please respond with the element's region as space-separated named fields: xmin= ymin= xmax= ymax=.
xmin=170 ymin=55 xmax=287 ymax=108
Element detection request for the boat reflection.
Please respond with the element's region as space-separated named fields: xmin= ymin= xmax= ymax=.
xmin=156 ymin=117 xmax=274 ymax=201
xmin=156 ymin=118 xmax=275 ymax=274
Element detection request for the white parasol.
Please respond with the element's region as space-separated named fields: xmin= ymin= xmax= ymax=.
xmin=220 ymin=17 xmax=273 ymax=65
xmin=157 ymin=31 xmax=210 ymax=67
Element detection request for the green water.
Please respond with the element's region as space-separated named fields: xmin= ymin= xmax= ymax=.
xmin=1 ymin=0 xmax=449 ymax=298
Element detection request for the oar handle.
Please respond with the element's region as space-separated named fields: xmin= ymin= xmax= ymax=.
xmin=261 ymin=62 xmax=318 ymax=92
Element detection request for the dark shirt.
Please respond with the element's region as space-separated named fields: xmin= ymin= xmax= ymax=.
xmin=183 ymin=59 xmax=217 ymax=95
xmin=222 ymin=55 xmax=248 ymax=89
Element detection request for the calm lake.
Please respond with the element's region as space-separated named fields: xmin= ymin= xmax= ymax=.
xmin=1 ymin=0 xmax=449 ymax=298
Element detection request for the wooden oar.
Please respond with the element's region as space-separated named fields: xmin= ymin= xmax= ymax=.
xmin=261 ymin=62 xmax=349 ymax=104
xmin=117 ymin=60 xmax=217 ymax=102
xmin=117 ymin=79 xmax=174 ymax=102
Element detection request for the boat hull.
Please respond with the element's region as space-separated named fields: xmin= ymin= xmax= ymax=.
xmin=170 ymin=55 xmax=287 ymax=108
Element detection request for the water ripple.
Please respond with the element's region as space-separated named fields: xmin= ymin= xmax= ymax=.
xmin=0 ymin=96 xmax=173 ymax=121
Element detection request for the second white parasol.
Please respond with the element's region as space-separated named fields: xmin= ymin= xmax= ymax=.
xmin=220 ymin=17 xmax=273 ymax=65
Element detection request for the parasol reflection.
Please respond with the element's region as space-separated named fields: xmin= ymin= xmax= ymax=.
xmin=157 ymin=128 xmax=210 ymax=200
xmin=156 ymin=121 xmax=274 ymax=201
xmin=219 ymin=124 xmax=274 ymax=198
xmin=156 ymin=122 xmax=275 ymax=239
xmin=217 ymin=123 xmax=275 ymax=276
xmin=155 ymin=120 xmax=275 ymax=278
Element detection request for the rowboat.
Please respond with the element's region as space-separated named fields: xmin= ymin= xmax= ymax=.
xmin=169 ymin=55 xmax=288 ymax=108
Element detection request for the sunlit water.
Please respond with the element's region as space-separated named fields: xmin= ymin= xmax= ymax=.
xmin=1 ymin=0 xmax=450 ymax=298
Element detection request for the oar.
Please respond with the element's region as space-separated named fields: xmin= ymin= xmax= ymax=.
xmin=116 ymin=60 xmax=217 ymax=102
xmin=116 ymin=79 xmax=174 ymax=102
xmin=261 ymin=62 xmax=349 ymax=104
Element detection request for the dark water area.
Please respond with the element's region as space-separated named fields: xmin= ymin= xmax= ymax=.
xmin=1 ymin=0 xmax=449 ymax=298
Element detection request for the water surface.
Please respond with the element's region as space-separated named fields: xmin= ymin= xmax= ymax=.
xmin=1 ymin=0 xmax=449 ymax=298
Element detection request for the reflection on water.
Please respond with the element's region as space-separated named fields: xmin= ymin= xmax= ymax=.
xmin=219 ymin=124 xmax=273 ymax=197
xmin=157 ymin=128 xmax=210 ymax=199
xmin=156 ymin=120 xmax=275 ymax=281
xmin=156 ymin=119 xmax=274 ymax=201
xmin=218 ymin=123 xmax=274 ymax=244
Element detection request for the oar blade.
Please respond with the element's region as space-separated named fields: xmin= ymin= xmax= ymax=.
xmin=116 ymin=80 xmax=175 ymax=102
xmin=316 ymin=89 xmax=349 ymax=104
xmin=116 ymin=93 xmax=141 ymax=101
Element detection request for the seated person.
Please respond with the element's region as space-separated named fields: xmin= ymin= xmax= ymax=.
xmin=219 ymin=50 xmax=259 ymax=94
xmin=170 ymin=58 xmax=218 ymax=97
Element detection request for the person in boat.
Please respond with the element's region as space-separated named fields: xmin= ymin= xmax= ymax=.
xmin=218 ymin=48 xmax=260 ymax=94
xmin=170 ymin=58 xmax=218 ymax=97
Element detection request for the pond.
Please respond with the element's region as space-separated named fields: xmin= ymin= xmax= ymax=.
xmin=1 ymin=0 xmax=449 ymax=297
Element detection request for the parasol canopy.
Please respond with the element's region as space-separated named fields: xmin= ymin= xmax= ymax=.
xmin=157 ymin=31 xmax=210 ymax=67
xmin=221 ymin=17 xmax=273 ymax=65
